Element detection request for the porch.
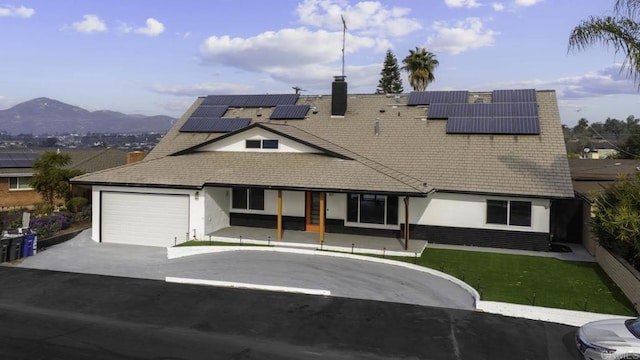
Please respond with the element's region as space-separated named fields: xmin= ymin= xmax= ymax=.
xmin=207 ymin=226 xmax=427 ymax=257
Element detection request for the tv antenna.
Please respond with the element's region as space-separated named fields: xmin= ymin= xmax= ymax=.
xmin=341 ymin=14 xmax=346 ymax=77
xmin=292 ymin=86 xmax=307 ymax=95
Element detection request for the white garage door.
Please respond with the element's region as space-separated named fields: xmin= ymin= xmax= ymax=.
xmin=101 ymin=192 xmax=189 ymax=247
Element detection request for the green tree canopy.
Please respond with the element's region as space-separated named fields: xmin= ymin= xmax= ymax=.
xmin=29 ymin=152 xmax=82 ymax=214
xmin=592 ymin=172 xmax=640 ymax=270
xmin=375 ymin=50 xmax=404 ymax=94
xmin=401 ymin=47 xmax=439 ymax=91
xmin=569 ymin=0 xmax=640 ymax=86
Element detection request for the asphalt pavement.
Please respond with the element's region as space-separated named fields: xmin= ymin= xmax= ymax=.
xmin=0 ymin=267 xmax=580 ymax=360
xmin=18 ymin=229 xmax=475 ymax=309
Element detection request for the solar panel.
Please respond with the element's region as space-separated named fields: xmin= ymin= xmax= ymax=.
xmin=270 ymin=105 xmax=310 ymax=120
xmin=190 ymin=105 xmax=228 ymax=118
xmin=179 ymin=118 xmax=251 ymax=133
xmin=201 ymin=94 xmax=299 ymax=107
xmin=429 ymin=102 xmax=538 ymax=118
xmin=407 ymin=91 xmax=468 ymax=106
xmin=493 ymin=89 xmax=537 ymax=103
xmin=0 ymin=153 xmax=39 ymax=168
xmin=446 ymin=116 xmax=540 ymax=134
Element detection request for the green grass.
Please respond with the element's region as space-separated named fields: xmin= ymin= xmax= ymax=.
xmin=390 ymin=248 xmax=637 ymax=316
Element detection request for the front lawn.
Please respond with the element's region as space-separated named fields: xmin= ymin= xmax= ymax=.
xmin=391 ymin=248 xmax=637 ymax=316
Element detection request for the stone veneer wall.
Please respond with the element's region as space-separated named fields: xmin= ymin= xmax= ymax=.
xmin=594 ymin=244 xmax=640 ymax=314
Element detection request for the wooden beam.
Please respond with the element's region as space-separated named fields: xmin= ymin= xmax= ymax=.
xmin=277 ymin=190 xmax=283 ymax=240
xmin=404 ymin=197 xmax=410 ymax=250
xmin=319 ymin=192 xmax=325 ymax=243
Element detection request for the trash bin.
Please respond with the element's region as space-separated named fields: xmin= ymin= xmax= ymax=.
xmin=21 ymin=234 xmax=35 ymax=258
xmin=0 ymin=238 xmax=9 ymax=263
xmin=7 ymin=236 xmax=23 ymax=262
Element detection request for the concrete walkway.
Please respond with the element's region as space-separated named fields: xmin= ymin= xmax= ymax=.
xmin=15 ymin=228 xmax=632 ymax=327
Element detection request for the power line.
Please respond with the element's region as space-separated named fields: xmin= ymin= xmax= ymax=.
xmin=588 ymin=124 xmax=640 ymax=158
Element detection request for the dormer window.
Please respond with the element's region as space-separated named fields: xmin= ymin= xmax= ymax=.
xmin=245 ymin=139 xmax=279 ymax=149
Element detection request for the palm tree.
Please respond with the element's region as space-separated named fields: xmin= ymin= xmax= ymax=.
xmin=569 ymin=0 xmax=640 ymax=86
xmin=401 ymin=47 xmax=439 ymax=91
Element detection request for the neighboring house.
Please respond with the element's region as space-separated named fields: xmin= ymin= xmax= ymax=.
xmin=567 ymin=158 xmax=640 ymax=254
xmin=0 ymin=152 xmax=40 ymax=209
xmin=72 ymin=79 xmax=574 ymax=251
xmin=584 ymin=148 xmax=619 ymax=159
xmin=0 ymin=148 xmax=140 ymax=210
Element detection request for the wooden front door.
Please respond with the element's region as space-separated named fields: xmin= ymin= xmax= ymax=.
xmin=305 ymin=191 xmax=323 ymax=232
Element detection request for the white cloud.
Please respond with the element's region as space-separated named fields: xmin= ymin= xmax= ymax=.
xmin=296 ymin=0 xmax=421 ymax=37
xmin=150 ymin=82 xmax=256 ymax=97
xmin=514 ymin=0 xmax=543 ymax=7
xmin=134 ymin=18 xmax=165 ymax=37
xmin=444 ymin=0 xmax=481 ymax=9
xmin=200 ymin=27 xmax=388 ymax=71
xmin=72 ymin=14 xmax=107 ymax=34
xmin=0 ymin=5 xmax=34 ymax=18
xmin=427 ymin=17 xmax=498 ymax=55
xmin=487 ymin=65 xmax=638 ymax=99
xmin=492 ymin=2 xmax=506 ymax=11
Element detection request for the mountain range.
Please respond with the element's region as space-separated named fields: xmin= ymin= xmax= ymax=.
xmin=0 ymin=98 xmax=177 ymax=135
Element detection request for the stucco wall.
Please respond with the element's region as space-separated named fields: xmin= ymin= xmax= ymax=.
xmin=595 ymin=244 xmax=640 ymax=314
xmin=204 ymin=187 xmax=229 ymax=235
xmin=410 ymin=192 xmax=550 ymax=233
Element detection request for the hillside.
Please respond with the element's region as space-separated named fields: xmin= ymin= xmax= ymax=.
xmin=0 ymin=98 xmax=177 ymax=135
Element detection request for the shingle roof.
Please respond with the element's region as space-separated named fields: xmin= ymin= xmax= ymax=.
xmin=74 ymin=90 xmax=574 ymax=198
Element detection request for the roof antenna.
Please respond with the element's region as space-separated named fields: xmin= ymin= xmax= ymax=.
xmin=341 ymin=14 xmax=347 ymax=78
xmin=292 ymin=86 xmax=307 ymax=95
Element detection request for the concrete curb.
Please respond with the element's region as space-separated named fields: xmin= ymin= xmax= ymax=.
xmin=166 ymin=276 xmax=331 ymax=296
xmin=477 ymin=300 xmax=635 ymax=327
xmin=167 ymin=245 xmax=480 ymax=308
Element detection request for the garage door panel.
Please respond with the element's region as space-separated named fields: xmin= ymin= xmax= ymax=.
xmin=101 ymin=192 xmax=189 ymax=247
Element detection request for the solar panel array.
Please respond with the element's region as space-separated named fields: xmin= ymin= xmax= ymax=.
xmin=447 ymin=117 xmax=540 ymax=135
xmin=0 ymin=153 xmax=39 ymax=168
xmin=179 ymin=118 xmax=251 ymax=133
xmin=429 ymin=102 xmax=538 ymax=118
xmin=407 ymin=91 xmax=469 ymax=106
xmin=270 ymin=105 xmax=310 ymax=120
xmin=201 ymin=94 xmax=299 ymax=107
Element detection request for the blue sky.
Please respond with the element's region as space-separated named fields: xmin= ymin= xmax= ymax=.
xmin=0 ymin=0 xmax=637 ymax=126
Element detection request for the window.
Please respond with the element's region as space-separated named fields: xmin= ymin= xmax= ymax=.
xmin=245 ymin=139 xmax=279 ymax=149
xmin=232 ymin=188 xmax=264 ymax=210
xmin=347 ymin=193 xmax=398 ymax=225
xmin=486 ymin=200 xmax=531 ymax=227
xmin=245 ymin=140 xmax=261 ymax=149
xmin=9 ymin=176 xmax=32 ymax=190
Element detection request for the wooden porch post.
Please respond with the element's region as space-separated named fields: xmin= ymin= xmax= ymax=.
xmin=277 ymin=190 xmax=283 ymax=241
xmin=319 ymin=192 xmax=325 ymax=243
xmin=404 ymin=196 xmax=410 ymax=250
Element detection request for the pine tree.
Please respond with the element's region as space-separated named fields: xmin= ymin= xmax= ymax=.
xmin=375 ymin=50 xmax=404 ymax=94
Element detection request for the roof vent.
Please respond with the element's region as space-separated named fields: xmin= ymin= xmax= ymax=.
xmin=374 ymin=118 xmax=380 ymax=136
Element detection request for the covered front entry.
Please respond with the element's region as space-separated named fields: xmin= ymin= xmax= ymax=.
xmin=100 ymin=191 xmax=189 ymax=247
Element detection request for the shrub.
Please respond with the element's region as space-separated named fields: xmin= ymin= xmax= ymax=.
xmin=29 ymin=212 xmax=70 ymax=238
xmin=66 ymin=197 xmax=89 ymax=213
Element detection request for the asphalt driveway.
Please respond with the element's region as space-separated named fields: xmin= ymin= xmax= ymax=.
xmin=17 ymin=229 xmax=475 ymax=309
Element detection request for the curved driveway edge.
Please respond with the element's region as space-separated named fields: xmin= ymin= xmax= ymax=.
xmin=168 ymin=245 xmax=480 ymax=308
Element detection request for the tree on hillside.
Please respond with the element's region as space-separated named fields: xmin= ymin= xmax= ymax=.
xmin=29 ymin=152 xmax=82 ymax=214
xmin=592 ymin=173 xmax=640 ymax=270
xmin=569 ymin=0 xmax=640 ymax=86
xmin=375 ymin=50 xmax=404 ymax=94
xmin=401 ymin=47 xmax=439 ymax=91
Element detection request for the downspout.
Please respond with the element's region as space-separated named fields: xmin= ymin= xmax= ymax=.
xmin=404 ymin=196 xmax=410 ymax=250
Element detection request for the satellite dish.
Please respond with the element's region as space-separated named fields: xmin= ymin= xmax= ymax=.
xmin=583 ymin=148 xmax=590 ymax=153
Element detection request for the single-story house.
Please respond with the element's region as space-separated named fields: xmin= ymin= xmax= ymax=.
xmin=71 ymin=78 xmax=574 ymax=251
xmin=0 ymin=148 xmax=144 ymax=210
